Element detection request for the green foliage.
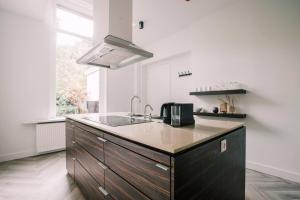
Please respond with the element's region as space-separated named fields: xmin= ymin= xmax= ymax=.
xmin=56 ymin=94 xmax=77 ymax=116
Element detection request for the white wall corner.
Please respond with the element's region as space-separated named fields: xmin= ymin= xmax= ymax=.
xmin=99 ymin=68 xmax=108 ymax=113
xmin=133 ymin=63 xmax=143 ymax=113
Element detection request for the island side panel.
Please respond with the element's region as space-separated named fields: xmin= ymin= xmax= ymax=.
xmin=171 ymin=127 xmax=246 ymax=200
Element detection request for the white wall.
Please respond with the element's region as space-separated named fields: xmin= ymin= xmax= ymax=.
xmin=87 ymin=70 xmax=100 ymax=101
xmin=0 ymin=9 xmax=55 ymax=162
xmin=105 ymin=66 xmax=136 ymax=112
xmin=138 ymin=0 xmax=300 ymax=183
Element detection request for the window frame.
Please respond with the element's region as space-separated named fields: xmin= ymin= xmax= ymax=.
xmin=55 ymin=5 xmax=99 ymax=116
xmin=56 ymin=5 xmax=93 ymax=42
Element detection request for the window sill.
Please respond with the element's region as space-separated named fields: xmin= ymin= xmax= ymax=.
xmin=23 ymin=117 xmax=66 ymax=125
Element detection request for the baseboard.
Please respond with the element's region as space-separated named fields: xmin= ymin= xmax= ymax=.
xmin=0 ymin=148 xmax=66 ymax=163
xmin=36 ymin=148 xmax=66 ymax=156
xmin=247 ymin=160 xmax=300 ymax=184
xmin=0 ymin=151 xmax=37 ymax=163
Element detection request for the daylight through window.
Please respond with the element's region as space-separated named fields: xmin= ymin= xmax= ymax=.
xmin=56 ymin=7 xmax=99 ymax=116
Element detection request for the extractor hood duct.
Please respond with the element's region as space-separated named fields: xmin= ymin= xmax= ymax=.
xmin=77 ymin=0 xmax=153 ymax=69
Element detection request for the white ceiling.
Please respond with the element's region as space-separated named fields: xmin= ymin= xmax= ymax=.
xmin=0 ymin=0 xmax=238 ymax=44
xmin=0 ymin=0 xmax=93 ymax=20
xmin=132 ymin=0 xmax=238 ymax=45
xmin=0 ymin=0 xmax=49 ymax=20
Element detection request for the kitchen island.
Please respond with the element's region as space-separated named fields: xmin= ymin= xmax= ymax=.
xmin=66 ymin=113 xmax=245 ymax=200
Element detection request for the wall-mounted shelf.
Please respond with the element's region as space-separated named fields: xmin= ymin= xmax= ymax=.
xmin=189 ymin=89 xmax=246 ymax=96
xmin=194 ymin=112 xmax=247 ymax=119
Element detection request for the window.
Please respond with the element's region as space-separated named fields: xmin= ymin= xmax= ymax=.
xmin=56 ymin=7 xmax=99 ymax=116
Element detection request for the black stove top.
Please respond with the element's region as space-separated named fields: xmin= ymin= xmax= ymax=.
xmin=83 ymin=115 xmax=151 ymax=127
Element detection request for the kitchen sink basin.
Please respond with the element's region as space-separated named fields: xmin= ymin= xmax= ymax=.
xmin=83 ymin=115 xmax=151 ymax=127
xmin=127 ymin=113 xmax=144 ymax=117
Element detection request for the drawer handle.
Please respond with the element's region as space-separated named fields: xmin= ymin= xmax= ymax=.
xmin=99 ymin=186 xmax=109 ymax=196
xmin=97 ymin=161 xmax=107 ymax=170
xmin=97 ymin=137 xmax=107 ymax=143
xmin=155 ymin=163 xmax=169 ymax=171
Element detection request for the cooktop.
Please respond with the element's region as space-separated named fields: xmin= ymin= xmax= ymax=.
xmin=83 ymin=115 xmax=151 ymax=127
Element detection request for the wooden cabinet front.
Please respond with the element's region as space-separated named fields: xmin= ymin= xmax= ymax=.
xmin=105 ymin=168 xmax=151 ymax=200
xmin=104 ymin=133 xmax=170 ymax=166
xmin=76 ymin=143 xmax=105 ymax=187
xmin=105 ymin=141 xmax=170 ymax=200
xmin=75 ymin=160 xmax=106 ymax=200
xmin=66 ymin=121 xmax=75 ymax=180
xmin=172 ymin=127 xmax=246 ymax=200
xmin=74 ymin=126 xmax=105 ymax=162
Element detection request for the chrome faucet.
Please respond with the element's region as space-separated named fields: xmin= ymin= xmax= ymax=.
xmin=144 ymin=104 xmax=153 ymax=120
xmin=130 ymin=96 xmax=141 ymax=118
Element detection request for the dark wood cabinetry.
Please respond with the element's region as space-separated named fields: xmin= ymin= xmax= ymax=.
xmin=104 ymin=133 xmax=170 ymax=166
xmin=219 ymin=128 xmax=246 ymax=200
xmin=66 ymin=119 xmax=246 ymax=200
xmin=75 ymin=126 xmax=105 ymax=162
xmin=171 ymin=127 xmax=246 ymax=200
xmin=65 ymin=121 xmax=75 ymax=180
xmin=105 ymin=168 xmax=151 ymax=200
xmin=105 ymin=141 xmax=170 ymax=200
xmin=75 ymin=144 xmax=105 ymax=187
xmin=75 ymin=160 xmax=106 ymax=200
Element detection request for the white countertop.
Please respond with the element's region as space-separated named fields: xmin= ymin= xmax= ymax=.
xmin=67 ymin=113 xmax=244 ymax=154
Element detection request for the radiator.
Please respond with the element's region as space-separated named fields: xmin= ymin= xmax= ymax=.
xmin=36 ymin=122 xmax=66 ymax=153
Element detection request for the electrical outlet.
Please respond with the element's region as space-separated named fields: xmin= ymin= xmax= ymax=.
xmin=221 ymin=139 xmax=227 ymax=153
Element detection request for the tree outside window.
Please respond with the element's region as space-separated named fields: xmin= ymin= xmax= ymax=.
xmin=56 ymin=7 xmax=99 ymax=116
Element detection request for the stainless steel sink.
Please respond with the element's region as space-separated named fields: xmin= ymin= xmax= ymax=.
xmin=151 ymin=115 xmax=162 ymax=120
xmin=127 ymin=113 xmax=162 ymax=120
xmin=83 ymin=115 xmax=151 ymax=127
xmin=127 ymin=113 xmax=144 ymax=117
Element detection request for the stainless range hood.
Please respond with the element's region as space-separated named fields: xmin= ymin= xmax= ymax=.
xmin=77 ymin=0 xmax=153 ymax=69
xmin=77 ymin=35 xmax=153 ymax=69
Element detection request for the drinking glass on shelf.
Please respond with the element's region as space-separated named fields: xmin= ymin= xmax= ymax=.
xmin=232 ymin=82 xmax=241 ymax=89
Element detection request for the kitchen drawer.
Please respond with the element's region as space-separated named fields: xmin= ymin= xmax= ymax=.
xmin=66 ymin=123 xmax=75 ymax=153
xmin=66 ymin=119 xmax=74 ymax=127
xmin=75 ymin=126 xmax=105 ymax=162
xmin=76 ymin=143 xmax=106 ymax=187
xmin=104 ymin=133 xmax=170 ymax=166
xmin=105 ymin=168 xmax=150 ymax=200
xmin=75 ymin=161 xmax=106 ymax=200
xmin=105 ymin=141 xmax=170 ymax=200
xmin=73 ymin=120 xmax=106 ymax=137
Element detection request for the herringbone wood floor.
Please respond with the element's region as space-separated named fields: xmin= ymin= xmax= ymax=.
xmin=0 ymin=151 xmax=299 ymax=200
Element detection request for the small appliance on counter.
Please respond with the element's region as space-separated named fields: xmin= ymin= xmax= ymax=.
xmin=160 ymin=103 xmax=175 ymax=125
xmin=170 ymin=103 xmax=195 ymax=127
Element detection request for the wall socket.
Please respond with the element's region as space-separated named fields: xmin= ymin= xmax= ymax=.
xmin=221 ymin=139 xmax=227 ymax=153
